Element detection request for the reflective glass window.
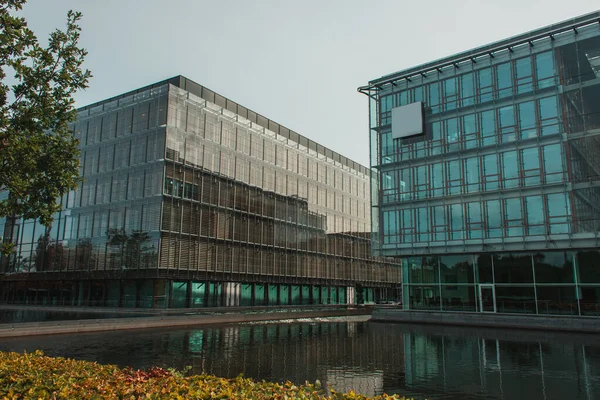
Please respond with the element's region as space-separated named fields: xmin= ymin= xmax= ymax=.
xmin=480 ymin=110 xmax=496 ymax=146
xmin=543 ymin=144 xmax=563 ymax=183
xmin=501 ymin=151 xmax=519 ymax=189
xmin=518 ymin=101 xmax=537 ymax=139
xmin=504 ymin=197 xmax=523 ymax=237
xmin=401 ymin=209 xmax=414 ymax=243
xmin=521 ymin=147 xmax=540 ymax=186
xmin=445 ymin=118 xmax=460 ymax=152
xmin=538 ymin=96 xmax=559 ymax=136
xmin=428 ymin=82 xmax=440 ymax=113
xmin=415 ymin=165 xmax=428 ymax=199
xmin=534 ymin=251 xmax=575 ymax=284
xmin=449 ymin=203 xmax=464 ymax=240
xmin=460 ymin=73 xmax=475 ymax=107
xmin=432 ymin=205 xmax=446 ymax=241
xmin=515 ymin=56 xmax=533 ymax=94
xmin=498 ymin=105 xmax=516 ymax=143
xmin=496 ymin=62 xmax=513 ymax=99
xmin=494 ymin=253 xmax=533 ymax=283
xmin=547 ymin=193 xmax=570 ymax=234
xmin=477 ymin=68 xmax=493 ymax=103
xmin=430 ymin=163 xmax=444 ymax=197
xmin=447 ymin=160 xmax=462 ymax=195
xmin=535 ymin=51 xmax=555 ymax=89
xmin=464 ymin=157 xmax=480 ymax=193
xmin=382 ymin=210 xmax=398 ymax=244
xmin=416 ymin=207 xmax=429 ymax=242
xmin=486 ymin=199 xmax=502 ymax=238
xmin=462 ymin=114 xmax=478 ymax=149
xmin=525 ymin=195 xmax=545 ymax=235
xmin=467 ymin=202 xmax=483 ymax=239
xmin=483 ymin=154 xmax=499 ymax=191
xmin=443 ymin=77 xmax=458 ymax=111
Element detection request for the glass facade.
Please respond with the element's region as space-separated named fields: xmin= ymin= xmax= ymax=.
xmin=363 ymin=12 xmax=600 ymax=315
xmin=0 ymin=77 xmax=401 ymax=307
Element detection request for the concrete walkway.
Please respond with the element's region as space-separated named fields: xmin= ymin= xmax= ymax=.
xmin=0 ymin=305 xmax=372 ymax=338
xmin=371 ymin=308 xmax=600 ymax=333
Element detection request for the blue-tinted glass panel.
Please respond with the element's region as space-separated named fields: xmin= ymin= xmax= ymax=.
xmin=498 ymin=106 xmax=516 ymax=143
xmin=535 ymin=51 xmax=555 ymax=89
xmin=518 ymin=101 xmax=537 ymax=139
xmin=525 ymin=195 xmax=545 ymax=235
xmin=477 ymin=68 xmax=493 ymax=103
xmin=401 ymin=209 xmax=414 ymax=243
xmin=539 ymin=96 xmax=559 ymax=136
xmin=464 ymin=157 xmax=480 ymax=193
xmin=543 ymin=144 xmax=563 ymax=183
xmin=504 ymin=198 xmax=523 ymax=237
xmin=428 ymin=82 xmax=440 ymax=113
xmin=447 ymin=160 xmax=462 ymax=195
xmin=416 ymin=207 xmax=429 ymax=242
xmin=521 ymin=147 xmax=540 ymax=186
xmin=515 ymin=56 xmax=533 ymax=94
xmin=432 ymin=205 xmax=446 ymax=241
xmin=467 ymin=202 xmax=483 ymax=239
xmin=480 ymin=110 xmax=496 ymax=146
xmin=445 ymin=118 xmax=460 ymax=152
xmin=461 ymin=73 xmax=475 ymax=107
xmin=483 ymin=154 xmax=499 ymax=191
xmin=486 ymin=200 xmax=502 ymax=238
xmin=462 ymin=114 xmax=478 ymax=149
xmin=547 ymin=193 xmax=570 ymax=234
xmin=430 ymin=163 xmax=444 ymax=197
xmin=449 ymin=203 xmax=464 ymax=240
xmin=501 ymin=151 xmax=518 ymax=188
xmin=443 ymin=77 xmax=458 ymax=111
xmin=496 ymin=63 xmax=513 ymax=99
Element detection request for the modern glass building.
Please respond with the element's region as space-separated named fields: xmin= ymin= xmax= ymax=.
xmin=359 ymin=11 xmax=600 ymax=316
xmin=0 ymin=76 xmax=401 ymax=307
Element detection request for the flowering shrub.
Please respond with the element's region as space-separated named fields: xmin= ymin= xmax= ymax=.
xmin=0 ymin=351 xmax=409 ymax=399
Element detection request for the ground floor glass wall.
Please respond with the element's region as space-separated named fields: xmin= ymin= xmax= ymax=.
xmin=402 ymin=250 xmax=600 ymax=316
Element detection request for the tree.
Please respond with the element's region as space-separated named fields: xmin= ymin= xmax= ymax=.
xmin=0 ymin=0 xmax=91 ymax=252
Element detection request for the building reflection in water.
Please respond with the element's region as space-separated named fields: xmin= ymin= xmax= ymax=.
xmin=1 ymin=320 xmax=599 ymax=399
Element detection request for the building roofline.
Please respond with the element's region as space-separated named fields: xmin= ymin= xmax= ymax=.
xmin=358 ymin=10 xmax=600 ymax=95
xmin=78 ymin=76 xmax=370 ymax=175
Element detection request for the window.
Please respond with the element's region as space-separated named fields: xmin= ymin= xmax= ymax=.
xmin=477 ymin=68 xmax=494 ymax=103
xmin=449 ymin=203 xmax=464 ymax=240
xmin=483 ymin=154 xmax=499 ymax=191
xmin=428 ymin=82 xmax=440 ymax=113
xmin=535 ymin=51 xmax=555 ymax=89
xmin=430 ymin=163 xmax=444 ymax=197
xmin=547 ymin=193 xmax=570 ymax=234
xmin=445 ymin=118 xmax=460 ymax=152
xmin=518 ymin=101 xmax=537 ymax=139
xmin=432 ymin=205 xmax=447 ymax=241
xmin=515 ymin=56 xmax=533 ymax=94
xmin=543 ymin=144 xmax=563 ymax=183
xmin=467 ymin=202 xmax=483 ymax=238
xmin=480 ymin=110 xmax=496 ymax=146
xmin=447 ymin=160 xmax=462 ymax=195
xmin=460 ymin=73 xmax=475 ymax=107
xmin=383 ymin=210 xmax=399 ymax=244
xmin=501 ymin=151 xmax=519 ymax=188
xmin=464 ymin=157 xmax=480 ymax=193
xmin=443 ymin=77 xmax=458 ymax=111
xmin=496 ymin=62 xmax=513 ymax=99
xmin=521 ymin=147 xmax=541 ymax=186
xmin=504 ymin=198 xmax=523 ymax=237
xmin=498 ymin=106 xmax=516 ymax=143
xmin=462 ymin=114 xmax=478 ymax=149
xmin=416 ymin=207 xmax=429 ymax=242
xmin=538 ymin=96 xmax=559 ymax=136
xmin=401 ymin=209 xmax=414 ymax=243
xmin=486 ymin=200 xmax=502 ymax=238
xmin=525 ymin=195 xmax=545 ymax=235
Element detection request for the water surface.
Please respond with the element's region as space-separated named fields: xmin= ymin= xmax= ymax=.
xmin=1 ymin=317 xmax=599 ymax=399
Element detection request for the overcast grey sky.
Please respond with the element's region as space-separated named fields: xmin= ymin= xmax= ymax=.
xmin=22 ymin=0 xmax=599 ymax=166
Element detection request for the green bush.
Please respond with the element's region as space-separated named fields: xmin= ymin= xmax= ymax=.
xmin=0 ymin=351 xmax=410 ymax=399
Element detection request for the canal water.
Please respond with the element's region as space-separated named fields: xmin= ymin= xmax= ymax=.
xmin=1 ymin=317 xmax=599 ymax=399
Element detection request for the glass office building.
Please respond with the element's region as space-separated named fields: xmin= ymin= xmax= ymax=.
xmin=359 ymin=11 xmax=600 ymax=316
xmin=0 ymin=76 xmax=401 ymax=308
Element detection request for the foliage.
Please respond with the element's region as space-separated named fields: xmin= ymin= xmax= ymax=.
xmin=0 ymin=351 xmax=411 ymax=399
xmin=0 ymin=0 xmax=91 ymax=236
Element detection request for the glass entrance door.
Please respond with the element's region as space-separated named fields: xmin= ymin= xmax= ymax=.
xmin=479 ymin=284 xmax=496 ymax=313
